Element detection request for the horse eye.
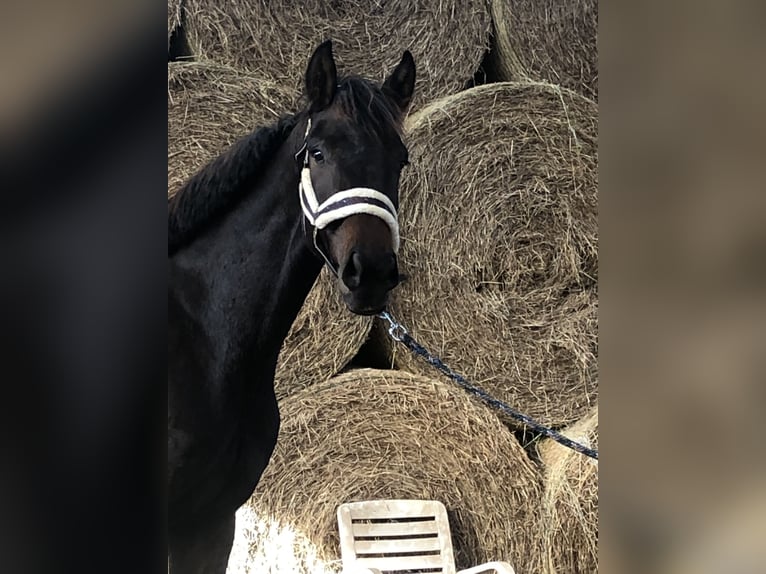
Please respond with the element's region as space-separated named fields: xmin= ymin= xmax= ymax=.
xmin=310 ymin=149 xmax=324 ymax=162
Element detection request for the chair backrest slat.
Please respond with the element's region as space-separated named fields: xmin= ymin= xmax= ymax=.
xmin=354 ymin=553 xmax=446 ymax=571
xmin=354 ymin=536 xmax=442 ymax=554
xmin=351 ymin=520 xmax=439 ymax=537
xmin=346 ymin=499 xmax=442 ymax=521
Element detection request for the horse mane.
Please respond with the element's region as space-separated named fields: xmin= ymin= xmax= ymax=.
xmin=168 ymin=76 xmax=401 ymax=257
xmin=168 ymin=113 xmax=301 ymax=256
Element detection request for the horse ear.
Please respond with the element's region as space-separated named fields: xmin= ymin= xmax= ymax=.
xmin=305 ymin=39 xmax=337 ymax=112
xmin=383 ymin=50 xmax=416 ymax=113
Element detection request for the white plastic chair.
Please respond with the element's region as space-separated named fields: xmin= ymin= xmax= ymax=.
xmin=337 ymin=499 xmax=515 ymax=574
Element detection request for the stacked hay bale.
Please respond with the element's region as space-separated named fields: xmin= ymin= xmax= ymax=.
xmin=236 ymin=369 xmax=542 ymax=573
xmin=272 ymin=269 xmax=373 ymax=399
xmin=536 ymin=406 xmax=598 ymax=574
xmin=489 ymin=0 xmax=598 ymax=101
xmin=376 ymin=81 xmax=598 ymax=430
xmin=183 ymin=0 xmax=492 ymax=110
xmin=168 ymin=61 xmax=372 ymax=397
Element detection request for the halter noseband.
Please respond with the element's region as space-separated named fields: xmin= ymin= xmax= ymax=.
xmin=297 ymin=118 xmax=400 ymax=275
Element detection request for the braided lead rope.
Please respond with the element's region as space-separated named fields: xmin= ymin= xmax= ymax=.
xmin=378 ymin=311 xmax=598 ymax=460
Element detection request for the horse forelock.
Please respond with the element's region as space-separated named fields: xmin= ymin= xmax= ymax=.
xmin=333 ymin=75 xmax=404 ymax=140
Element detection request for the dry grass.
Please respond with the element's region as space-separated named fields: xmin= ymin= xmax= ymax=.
xmin=238 ymin=369 xmax=543 ymax=573
xmin=490 ymin=0 xmax=598 ymax=101
xmin=536 ymin=406 xmax=598 ymax=574
xmin=376 ymin=82 xmax=598 ymax=430
xmin=183 ymin=0 xmax=491 ymax=110
xmin=168 ymin=61 xmax=371 ymax=398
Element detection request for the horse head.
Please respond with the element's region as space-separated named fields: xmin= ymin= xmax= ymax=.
xmin=297 ymin=40 xmax=415 ymax=315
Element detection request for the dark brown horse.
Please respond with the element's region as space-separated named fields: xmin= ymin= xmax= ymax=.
xmin=168 ymin=40 xmax=415 ymax=572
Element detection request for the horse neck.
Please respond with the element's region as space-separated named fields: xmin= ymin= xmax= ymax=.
xmin=170 ymin=135 xmax=323 ymax=392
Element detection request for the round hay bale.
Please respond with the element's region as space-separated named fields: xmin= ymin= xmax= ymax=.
xmin=490 ymin=0 xmax=598 ymax=101
xmin=183 ymin=0 xmax=491 ymax=110
xmin=240 ymin=369 xmax=542 ymax=573
xmin=536 ymin=406 xmax=598 ymax=574
xmin=168 ymin=61 xmax=371 ymax=398
xmin=380 ymin=82 xmax=598 ymax=429
xmin=274 ymin=268 xmax=372 ymax=400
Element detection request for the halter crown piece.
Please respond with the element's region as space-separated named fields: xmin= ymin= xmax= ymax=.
xmin=298 ymin=118 xmax=400 ymax=273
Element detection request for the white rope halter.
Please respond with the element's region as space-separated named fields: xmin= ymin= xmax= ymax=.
xmin=297 ymin=118 xmax=400 ymax=273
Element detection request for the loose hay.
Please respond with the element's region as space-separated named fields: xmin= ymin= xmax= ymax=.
xmin=242 ymin=369 xmax=542 ymax=573
xmin=490 ymin=0 xmax=598 ymax=101
xmin=380 ymin=82 xmax=598 ymax=429
xmin=183 ymin=0 xmax=491 ymax=110
xmin=536 ymin=406 xmax=598 ymax=574
xmin=168 ymin=61 xmax=371 ymax=397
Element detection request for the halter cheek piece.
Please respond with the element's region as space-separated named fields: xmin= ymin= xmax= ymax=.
xmin=296 ymin=118 xmax=400 ymax=276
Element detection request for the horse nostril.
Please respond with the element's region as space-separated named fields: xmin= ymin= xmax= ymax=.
xmin=342 ymin=250 xmax=363 ymax=290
